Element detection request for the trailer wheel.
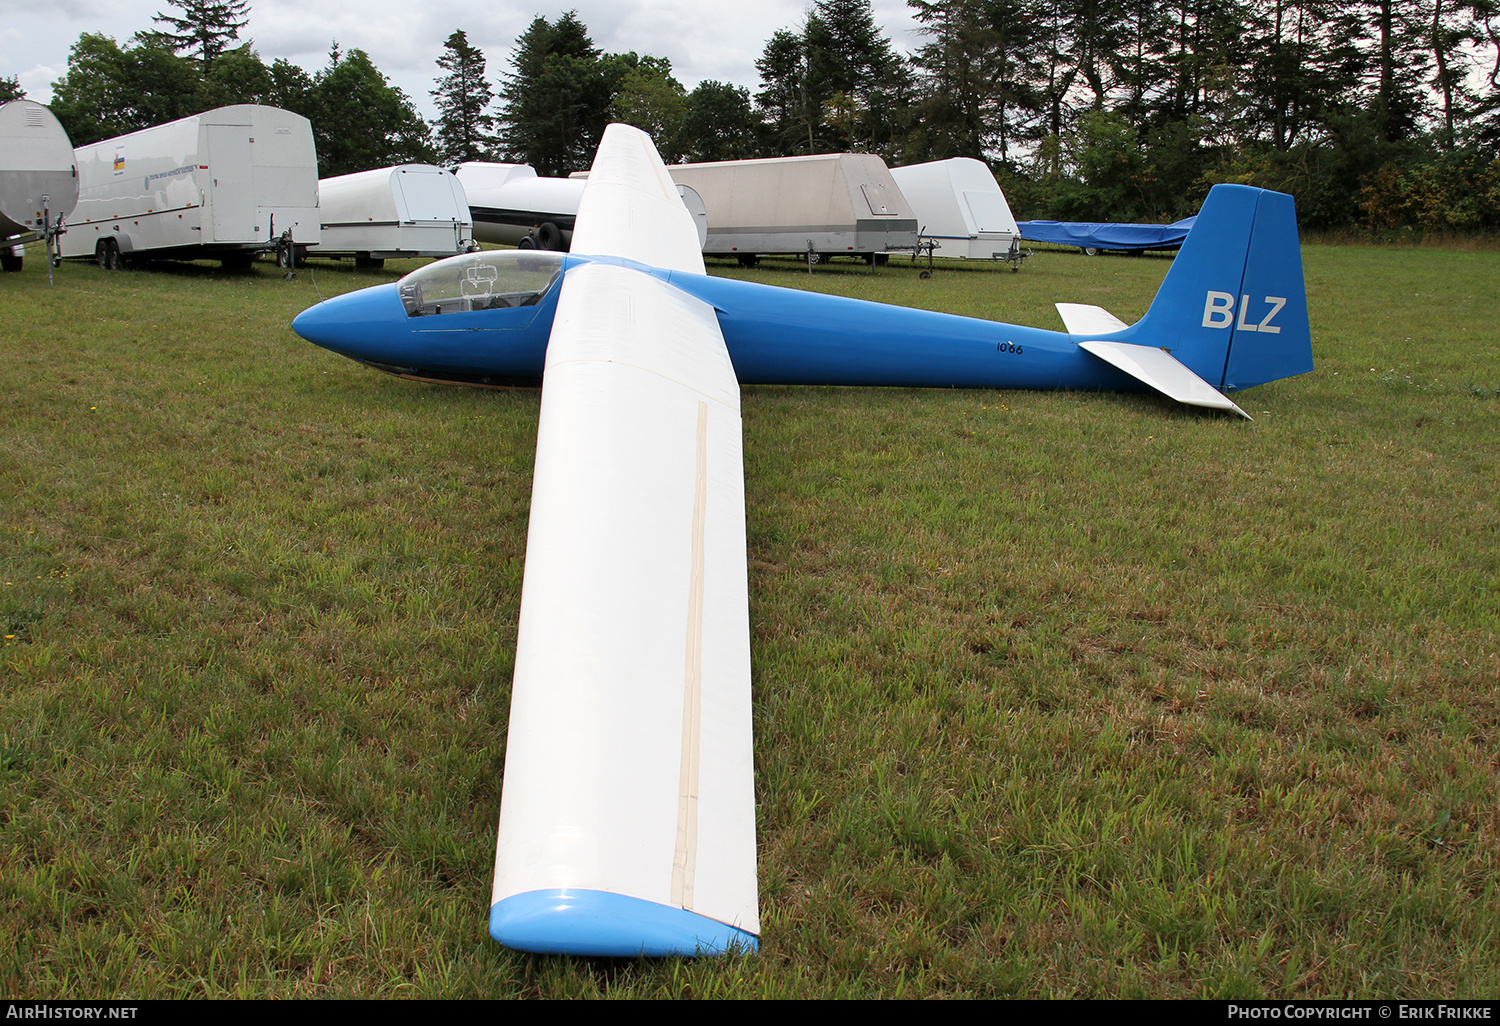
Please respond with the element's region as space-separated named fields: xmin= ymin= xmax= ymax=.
xmin=517 ymin=236 xmax=536 ymax=250
xmin=354 ymin=255 xmax=385 ymax=269
xmin=1 ymin=252 xmax=21 ymax=273
xmin=537 ymin=222 xmax=563 ymax=251
xmin=1083 ymin=247 xmax=1100 ymax=257
xmin=736 ymin=255 xmax=760 ymax=268
xmin=96 ymin=239 xmax=120 ymax=270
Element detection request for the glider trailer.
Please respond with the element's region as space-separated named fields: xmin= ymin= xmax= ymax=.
xmin=454 ymin=161 xmax=708 ymax=253
xmin=453 ymin=162 xmax=583 ymax=252
xmin=889 ymin=156 xmax=1026 ymax=269
xmin=314 ymin=164 xmax=474 ymax=268
xmin=60 ymin=104 xmax=320 ymax=270
xmin=666 ymin=152 xmax=919 ymax=266
xmin=0 ymin=100 xmax=78 ymax=274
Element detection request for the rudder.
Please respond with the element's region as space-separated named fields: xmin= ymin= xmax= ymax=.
xmin=1223 ymin=189 xmax=1313 ymax=391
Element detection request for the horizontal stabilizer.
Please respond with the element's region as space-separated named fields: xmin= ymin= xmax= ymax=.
xmin=1080 ymin=339 xmax=1250 ymax=418
xmin=1056 ymin=302 xmax=1129 ymax=336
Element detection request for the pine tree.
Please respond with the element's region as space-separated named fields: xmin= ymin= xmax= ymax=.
xmin=150 ymin=0 xmax=251 ymax=69
xmin=498 ymin=13 xmax=611 ymax=176
xmin=0 ymin=76 xmax=24 ymax=102
xmin=755 ymin=0 xmax=907 ymax=155
xmin=432 ymin=30 xmax=496 ymax=164
xmin=755 ymin=28 xmax=819 ymax=154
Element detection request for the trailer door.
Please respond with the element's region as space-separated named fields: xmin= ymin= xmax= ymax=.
xmin=395 ymin=169 xmax=458 ymax=223
xmin=963 ymin=191 xmax=1016 ymax=234
xmin=208 ymin=125 xmax=256 ymax=241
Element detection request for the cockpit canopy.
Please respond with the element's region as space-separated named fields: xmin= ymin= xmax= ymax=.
xmin=397 ymin=250 xmax=565 ymax=318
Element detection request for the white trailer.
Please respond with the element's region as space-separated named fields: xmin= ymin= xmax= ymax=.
xmin=453 ymin=162 xmax=583 ymax=251
xmin=665 ymin=153 xmax=919 ymax=265
xmin=315 ymin=164 xmax=472 ymax=268
xmin=60 ymin=104 xmax=320 ymax=269
xmin=889 ymin=157 xmax=1022 ymax=263
xmin=0 ymin=100 xmax=79 ymax=272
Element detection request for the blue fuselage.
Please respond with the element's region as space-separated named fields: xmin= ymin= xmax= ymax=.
xmin=290 ymin=254 xmax=1141 ymax=394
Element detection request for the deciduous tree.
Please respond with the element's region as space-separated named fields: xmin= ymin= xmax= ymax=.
xmin=311 ymin=46 xmax=434 ymax=176
xmin=680 ymin=81 xmax=759 ymax=162
xmin=49 ymin=33 xmax=201 ymax=144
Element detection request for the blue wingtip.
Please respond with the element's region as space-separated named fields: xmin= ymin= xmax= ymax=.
xmin=490 ymin=889 xmax=759 ymax=957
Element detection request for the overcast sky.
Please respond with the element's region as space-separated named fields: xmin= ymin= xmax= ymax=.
xmin=1 ymin=0 xmax=926 ymax=122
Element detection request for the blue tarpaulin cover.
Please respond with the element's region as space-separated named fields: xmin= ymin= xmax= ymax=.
xmin=1016 ymin=216 xmax=1197 ymax=251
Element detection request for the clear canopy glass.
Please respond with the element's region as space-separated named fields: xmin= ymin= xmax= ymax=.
xmin=397 ymin=250 xmax=565 ymax=317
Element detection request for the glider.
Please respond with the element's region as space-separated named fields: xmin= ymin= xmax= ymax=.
xmin=291 ymin=125 xmax=1313 ymax=958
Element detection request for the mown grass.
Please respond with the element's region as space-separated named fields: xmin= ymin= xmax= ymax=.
xmin=1 ymin=244 xmax=1495 ymax=998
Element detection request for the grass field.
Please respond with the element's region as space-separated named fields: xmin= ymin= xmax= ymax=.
xmin=1 ymin=243 xmax=1496 ymax=998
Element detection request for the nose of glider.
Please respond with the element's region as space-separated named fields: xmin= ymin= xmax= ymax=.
xmin=291 ymin=283 xmax=408 ymax=362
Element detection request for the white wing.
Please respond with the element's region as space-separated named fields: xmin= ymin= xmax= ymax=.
xmin=568 ymin=123 xmax=707 ymax=273
xmin=489 ymin=129 xmax=756 ymax=956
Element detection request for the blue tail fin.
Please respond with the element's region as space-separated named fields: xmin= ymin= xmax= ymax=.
xmin=1128 ymin=185 xmax=1313 ymax=392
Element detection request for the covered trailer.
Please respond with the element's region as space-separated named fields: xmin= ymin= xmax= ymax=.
xmin=665 ymin=153 xmax=918 ymax=265
xmin=60 ymin=104 xmax=320 ymax=269
xmin=0 ymin=100 xmax=79 ymax=272
xmin=1016 ymin=216 xmax=1196 ymax=255
xmin=316 ymin=164 xmax=473 ymax=268
xmin=889 ymin=157 xmax=1022 ymax=264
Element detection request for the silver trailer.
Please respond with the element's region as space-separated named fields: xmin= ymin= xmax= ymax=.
xmin=0 ymin=100 xmax=79 ymax=272
xmin=454 ymin=161 xmax=707 ymax=252
xmin=315 ymin=164 xmax=473 ymax=268
xmin=666 ymin=153 xmax=918 ymax=265
xmin=453 ymin=162 xmax=583 ymax=251
xmin=889 ymin=157 xmax=1023 ymax=265
xmin=60 ymin=104 xmax=320 ymax=269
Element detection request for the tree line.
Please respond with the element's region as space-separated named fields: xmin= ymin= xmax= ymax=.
xmin=27 ymin=0 xmax=1500 ymax=231
xmin=38 ymin=1 xmax=433 ymax=179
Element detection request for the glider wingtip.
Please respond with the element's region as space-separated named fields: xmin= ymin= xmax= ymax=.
xmin=489 ymin=889 xmax=759 ymax=958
